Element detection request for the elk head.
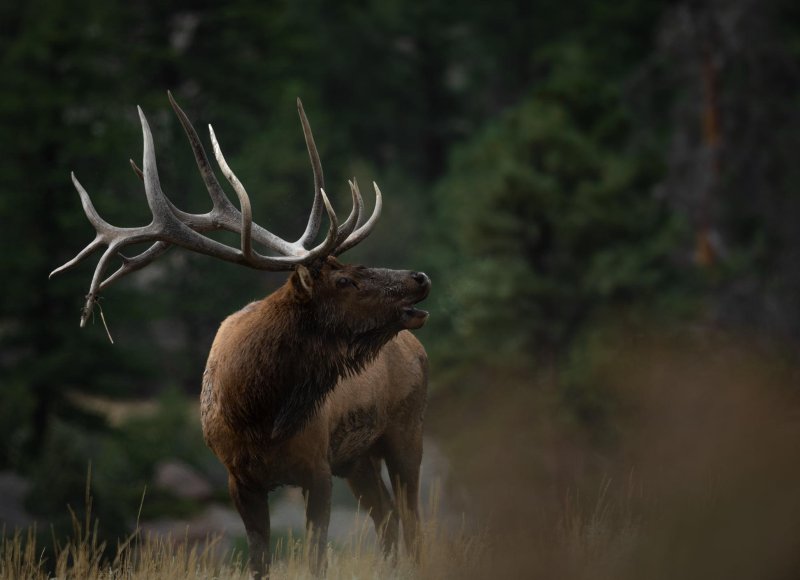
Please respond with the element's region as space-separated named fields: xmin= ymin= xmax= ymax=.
xmin=293 ymin=258 xmax=429 ymax=328
xmin=50 ymin=92 xmax=428 ymax=332
xmin=290 ymin=257 xmax=430 ymax=366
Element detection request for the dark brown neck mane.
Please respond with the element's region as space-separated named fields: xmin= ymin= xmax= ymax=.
xmin=222 ymin=282 xmax=400 ymax=442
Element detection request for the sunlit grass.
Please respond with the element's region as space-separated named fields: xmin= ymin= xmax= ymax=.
xmin=0 ymin=525 xmax=249 ymax=580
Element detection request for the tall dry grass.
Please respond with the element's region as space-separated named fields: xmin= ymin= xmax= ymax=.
xmin=5 ymin=332 xmax=800 ymax=579
xmin=0 ymin=484 xmax=488 ymax=579
xmin=432 ymin=333 xmax=800 ymax=580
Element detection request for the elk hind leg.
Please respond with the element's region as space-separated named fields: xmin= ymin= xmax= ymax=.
xmin=346 ymin=454 xmax=399 ymax=556
xmin=383 ymin=431 xmax=422 ymax=559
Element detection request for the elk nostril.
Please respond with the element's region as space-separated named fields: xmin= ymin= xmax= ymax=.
xmin=411 ymin=271 xmax=429 ymax=286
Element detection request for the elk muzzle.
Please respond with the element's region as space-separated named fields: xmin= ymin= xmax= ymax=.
xmin=401 ymin=271 xmax=430 ymax=329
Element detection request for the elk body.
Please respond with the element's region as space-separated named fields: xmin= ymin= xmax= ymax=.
xmin=52 ymin=94 xmax=430 ymax=578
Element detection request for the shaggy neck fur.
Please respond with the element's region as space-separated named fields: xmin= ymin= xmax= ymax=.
xmin=225 ymin=282 xmax=400 ymax=442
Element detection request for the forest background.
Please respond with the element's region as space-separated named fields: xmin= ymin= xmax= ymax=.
xmin=3 ymin=0 xmax=800 ymax=575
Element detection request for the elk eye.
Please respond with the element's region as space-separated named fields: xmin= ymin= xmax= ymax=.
xmin=336 ymin=276 xmax=352 ymax=288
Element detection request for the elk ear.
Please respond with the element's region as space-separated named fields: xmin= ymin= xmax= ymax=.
xmin=292 ymin=265 xmax=314 ymax=300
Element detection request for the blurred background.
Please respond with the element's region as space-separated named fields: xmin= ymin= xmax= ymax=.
xmin=3 ymin=0 xmax=800 ymax=577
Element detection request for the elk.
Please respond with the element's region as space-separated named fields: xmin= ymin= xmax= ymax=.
xmin=51 ymin=93 xmax=430 ymax=578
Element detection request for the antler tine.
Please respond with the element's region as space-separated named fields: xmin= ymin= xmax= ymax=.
xmin=49 ymin=235 xmax=102 ymax=279
xmin=48 ymin=172 xmax=122 ymax=280
xmin=208 ymin=125 xmax=254 ymax=258
xmin=80 ymin=244 xmax=122 ymax=327
xmin=48 ymin=169 xmax=156 ymax=326
xmin=99 ymin=241 xmax=171 ymax=292
xmin=208 ymin=123 xmax=343 ymax=264
xmin=334 ymin=181 xmax=382 ymax=256
xmin=296 ymin=98 xmax=324 ymax=248
xmin=306 ymin=188 xmax=340 ymax=258
xmin=167 ymin=94 xmax=297 ymax=255
xmin=81 ymin=237 xmax=170 ymax=328
xmin=130 ymin=158 xmax=144 ymax=181
xmin=167 ymin=91 xmax=231 ymax=210
xmin=334 ymin=180 xmax=362 ymax=247
xmin=352 ymin=178 xmax=366 ymax=229
xmin=138 ymin=107 xmax=174 ymax=218
xmin=71 ymin=111 xmax=177 ymax=325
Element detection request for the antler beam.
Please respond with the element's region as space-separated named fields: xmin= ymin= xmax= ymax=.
xmin=50 ymin=94 xmax=381 ymax=327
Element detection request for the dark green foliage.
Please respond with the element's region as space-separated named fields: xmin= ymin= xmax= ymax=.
xmin=26 ymin=420 xmax=130 ymax=541
xmin=0 ymin=382 xmax=35 ymax=468
xmin=93 ymin=387 xmax=219 ymax=521
xmin=0 ymin=0 xmax=162 ymax=461
xmin=433 ymin=46 xmax=685 ymax=364
xmin=25 ymin=388 xmax=214 ymax=538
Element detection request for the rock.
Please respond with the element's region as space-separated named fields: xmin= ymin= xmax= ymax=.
xmin=329 ymin=506 xmax=374 ymax=542
xmin=268 ymin=487 xmax=305 ymax=532
xmin=189 ymin=504 xmax=246 ymax=537
xmin=139 ymin=503 xmax=244 ymax=562
xmin=420 ymin=436 xmax=450 ymax=506
xmin=0 ymin=471 xmax=35 ymax=529
xmin=154 ymin=459 xmax=212 ymax=501
xmin=140 ymin=503 xmax=244 ymax=540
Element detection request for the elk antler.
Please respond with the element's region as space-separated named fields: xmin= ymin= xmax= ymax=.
xmin=50 ymin=93 xmax=382 ymax=327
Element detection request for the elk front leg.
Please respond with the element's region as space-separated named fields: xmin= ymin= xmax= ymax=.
xmin=229 ymin=475 xmax=271 ymax=579
xmin=304 ymin=471 xmax=332 ymax=576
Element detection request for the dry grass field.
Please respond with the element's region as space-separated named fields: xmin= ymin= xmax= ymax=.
xmin=4 ymin=336 xmax=800 ymax=579
xmin=0 ymin=487 xmax=487 ymax=580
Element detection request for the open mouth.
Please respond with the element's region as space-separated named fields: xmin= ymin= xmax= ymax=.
xmin=401 ymin=286 xmax=430 ymax=330
xmin=401 ymin=306 xmax=429 ymax=329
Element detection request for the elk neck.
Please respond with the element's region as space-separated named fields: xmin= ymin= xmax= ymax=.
xmin=230 ymin=282 xmax=398 ymax=442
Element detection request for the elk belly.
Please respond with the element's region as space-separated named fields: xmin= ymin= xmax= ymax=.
xmin=329 ymin=407 xmax=383 ymax=474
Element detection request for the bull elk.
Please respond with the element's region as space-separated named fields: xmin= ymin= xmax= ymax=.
xmin=51 ymin=93 xmax=430 ymax=578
